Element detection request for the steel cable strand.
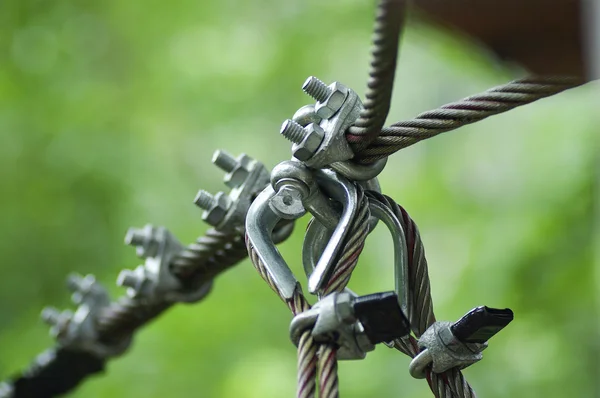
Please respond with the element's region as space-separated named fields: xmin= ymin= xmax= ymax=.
xmin=95 ymin=232 xmax=246 ymax=340
xmin=315 ymin=189 xmax=371 ymax=398
xmin=246 ymin=237 xmax=317 ymax=398
xmin=245 ymin=189 xmax=370 ymax=398
xmin=346 ymin=0 xmax=407 ymax=153
xmin=170 ymin=228 xmax=243 ymax=279
xmin=355 ymin=76 xmax=585 ymax=163
xmin=96 ymin=296 xmax=171 ymax=342
xmin=364 ymin=191 xmax=474 ymax=398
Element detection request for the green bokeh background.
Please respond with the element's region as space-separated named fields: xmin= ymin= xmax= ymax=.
xmin=1 ymin=1 xmax=598 ymax=397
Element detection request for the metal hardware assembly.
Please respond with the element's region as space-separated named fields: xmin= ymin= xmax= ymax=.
xmin=195 ymin=150 xmax=270 ymax=232
xmin=6 ymin=0 xmax=589 ymax=395
xmin=41 ymin=274 xmax=131 ymax=359
xmin=117 ymin=225 xmax=212 ymax=303
xmin=289 ymin=291 xmax=410 ymax=360
xmin=409 ymin=306 xmax=514 ymax=378
xmin=303 ymin=193 xmax=409 ymax=314
xmin=281 ymin=77 xmax=363 ymax=169
xmin=289 ymin=291 xmax=375 ymax=360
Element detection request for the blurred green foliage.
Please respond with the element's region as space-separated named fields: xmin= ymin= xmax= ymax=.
xmin=1 ymin=1 xmax=598 ymax=397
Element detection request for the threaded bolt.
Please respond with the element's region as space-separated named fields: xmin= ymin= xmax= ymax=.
xmin=117 ymin=269 xmax=139 ymax=289
xmin=280 ymin=120 xmax=308 ymax=144
xmin=66 ymin=273 xmax=84 ymax=291
xmin=302 ymin=76 xmax=332 ymax=102
xmin=41 ymin=307 xmax=61 ymax=325
xmin=212 ymin=150 xmax=238 ymax=172
xmin=125 ymin=228 xmax=145 ymax=247
xmin=194 ymin=190 xmax=216 ymax=210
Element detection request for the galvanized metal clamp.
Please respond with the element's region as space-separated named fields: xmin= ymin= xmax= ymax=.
xmin=409 ymin=306 xmax=514 ymax=378
xmin=289 ymin=290 xmax=410 ymax=360
xmin=41 ymin=274 xmax=131 ymax=359
xmin=117 ymin=225 xmax=212 ymax=303
xmin=195 ymin=150 xmax=270 ymax=233
xmin=282 ymin=76 xmax=387 ymax=181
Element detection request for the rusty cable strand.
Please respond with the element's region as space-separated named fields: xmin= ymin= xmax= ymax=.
xmin=365 ymin=191 xmax=475 ymax=398
xmin=354 ymin=76 xmax=586 ymax=164
xmin=97 ymin=222 xmax=294 ymax=342
xmin=346 ymin=0 xmax=407 ymax=153
xmin=245 ymin=189 xmax=370 ymax=398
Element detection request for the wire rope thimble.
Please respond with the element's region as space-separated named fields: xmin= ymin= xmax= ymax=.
xmin=302 ymin=188 xmax=411 ymax=318
xmin=409 ymin=306 xmax=514 ymax=379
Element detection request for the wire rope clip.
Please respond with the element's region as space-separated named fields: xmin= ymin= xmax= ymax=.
xmin=290 ymin=291 xmax=410 ymax=360
xmin=409 ymin=306 xmax=514 ymax=379
xmin=281 ymin=77 xmax=362 ymax=170
xmin=41 ymin=274 xmax=131 ymax=359
xmin=118 ymin=225 xmax=212 ymax=303
xmin=195 ymin=150 xmax=270 ymax=233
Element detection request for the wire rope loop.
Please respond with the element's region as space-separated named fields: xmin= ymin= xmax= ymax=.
xmin=329 ymin=157 xmax=387 ymax=181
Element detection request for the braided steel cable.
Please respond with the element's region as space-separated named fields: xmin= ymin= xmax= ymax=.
xmin=246 ymin=239 xmax=317 ymax=398
xmin=321 ymin=189 xmax=371 ymax=295
xmin=96 ymin=297 xmax=170 ymax=342
xmin=365 ymin=191 xmax=475 ymax=398
xmin=246 ymin=188 xmax=370 ymax=398
xmin=97 ymin=221 xmax=294 ymax=342
xmin=316 ymin=189 xmax=370 ymax=398
xmin=346 ymin=0 xmax=407 ymax=153
xmin=170 ymin=228 xmax=244 ymax=279
xmin=355 ymin=76 xmax=585 ymax=163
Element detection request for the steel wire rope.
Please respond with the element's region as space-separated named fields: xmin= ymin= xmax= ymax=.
xmin=365 ymin=191 xmax=475 ymax=398
xmin=97 ymin=222 xmax=294 ymax=342
xmin=346 ymin=0 xmax=407 ymax=153
xmin=355 ymin=76 xmax=586 ymax=164
xmin=246 ymin=188 xmax=370 ymax=398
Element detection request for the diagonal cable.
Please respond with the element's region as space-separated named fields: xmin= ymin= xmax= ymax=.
xmin=355 ymin=76 xmax=586 ymax=163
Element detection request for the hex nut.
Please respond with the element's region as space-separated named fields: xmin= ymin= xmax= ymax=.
xmin=269 ymin=186 xmax=306 ymax=219
xmin=315 ymin=82 xmax=348 ymax=119
xmin=224 ymin=154 xmax=253 ymax=189
xmin=335 ymin=293 xmax=355 ymax=323
xmin=292 ymin=124 xmax=325 ymax=161
xmin=202 ymin=192 xmax=232 ymax=226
